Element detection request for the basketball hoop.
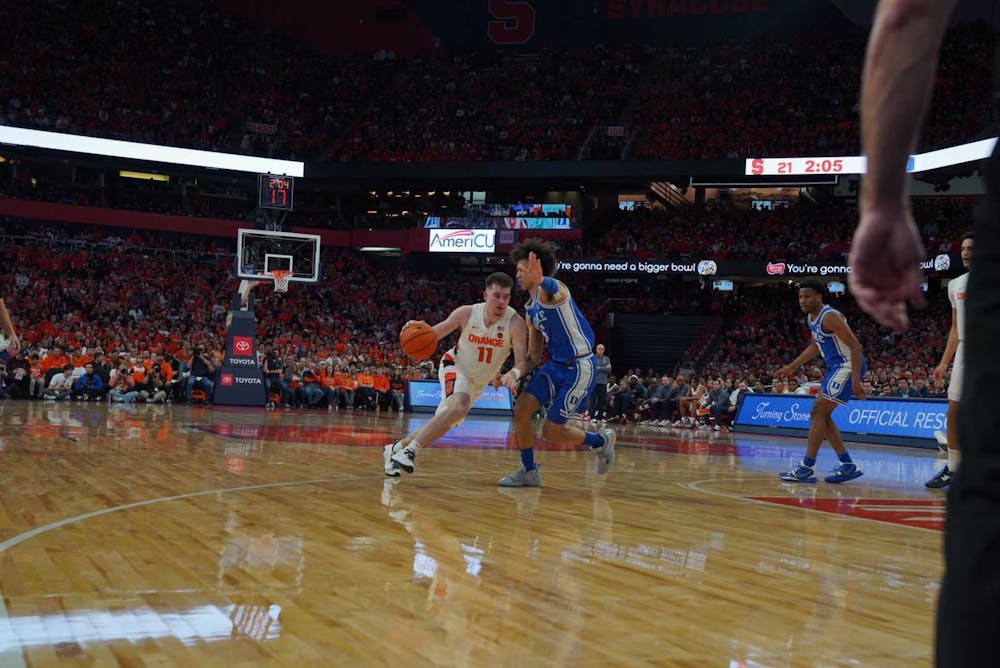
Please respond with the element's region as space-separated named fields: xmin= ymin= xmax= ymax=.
xmin=266 ymin=269 xmax=293 ymax=293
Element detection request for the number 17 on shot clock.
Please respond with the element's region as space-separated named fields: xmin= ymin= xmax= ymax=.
xmin=259 ymin=174 xmax=295 ymax=211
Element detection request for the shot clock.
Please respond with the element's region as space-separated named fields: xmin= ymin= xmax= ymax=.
xmin=258 ymin=174 xmax=294 ymax=211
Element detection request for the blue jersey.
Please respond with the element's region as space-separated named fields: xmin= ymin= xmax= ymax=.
xmin=807 ymin=305 xmax=852 ymax=368
xmin=525 ymin=283 xmax=595 ymax=363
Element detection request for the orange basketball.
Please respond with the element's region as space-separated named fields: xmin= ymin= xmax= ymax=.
xmin=400 ymin=322 xmax=438 ymax=360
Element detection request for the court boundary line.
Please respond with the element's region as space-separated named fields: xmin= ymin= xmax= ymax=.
xmin=0 ymin=468 xmax=579 ymax=555
xmin=0 ymin=470 xmax=512 ymax=666
xmin=683 ymin=477 xmax=943 ymax=535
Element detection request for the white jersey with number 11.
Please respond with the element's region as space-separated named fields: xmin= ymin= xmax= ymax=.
xmin=449 ymin=303 xmax=516 ymax=385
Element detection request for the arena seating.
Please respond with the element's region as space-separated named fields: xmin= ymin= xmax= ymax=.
xmin=2 ymin=2 xmax=992 ymax=163
xmin=0 ymin=214 xmax=956 ymax=403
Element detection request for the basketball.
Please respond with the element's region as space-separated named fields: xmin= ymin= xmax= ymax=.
xmin=400 ymin=322 xmax=438 ymax=360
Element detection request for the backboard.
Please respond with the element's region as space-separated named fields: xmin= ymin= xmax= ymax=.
xmin=236 ymin=229 xmax=321 ymax=284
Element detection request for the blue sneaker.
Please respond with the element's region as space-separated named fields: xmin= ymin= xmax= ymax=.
xmin=778 ymin=465 xmax=817 ymax=483
xmin=825 ymin=463 xmax=863 ymax=484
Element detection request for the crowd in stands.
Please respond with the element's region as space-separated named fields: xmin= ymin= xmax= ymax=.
xmin=591 ymin=197 xmax=975 ymax=263
xmin=1 ymin=0 xmax=994 ymax=163
xmin=702 ymin=284 xmax=952 ymax=394
xmin=0 ymin=218 xmax=470 ymax=407
xmin=585 ymin=282 xmax=953 ymax=430
xmin=1 ymin=1 xmax=636 ymax=163
xmin=0 ymin=210 xmax=959 ymax=413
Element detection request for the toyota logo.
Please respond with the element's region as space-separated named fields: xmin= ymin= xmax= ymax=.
xmin=235 ymin=340 xmax=251 ymax=352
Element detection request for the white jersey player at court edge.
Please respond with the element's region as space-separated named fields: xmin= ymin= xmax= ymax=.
xmin=925 ymin=230 xmax=973 ymax=489
xmin=385 ymin=272 xmax=529 ymax=477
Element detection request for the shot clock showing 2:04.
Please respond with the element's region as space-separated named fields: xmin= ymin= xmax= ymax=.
xmin=258 ymin=174 xmax=295 ymax=211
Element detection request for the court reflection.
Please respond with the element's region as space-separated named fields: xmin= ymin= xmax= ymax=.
xmin=0 ymin=403 xmax=943 ymax=665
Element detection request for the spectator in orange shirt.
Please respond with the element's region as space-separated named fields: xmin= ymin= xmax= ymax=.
xmin=137 ymin=350 xmax=154 ymax=373
xmin=320 ymin=361 xmax=341 ymax=410
xmin=70 ymin=346 xmax=93 ymax=370
xmin=41 ymin=345 xmax=69 ymax=376
xmin=130 ymin=362 xmax=147 ymax=386
xmin=28 ymin=353 xmax=44 ymax=398
xmin=173 ymin=344 xmax=193 ymax=370
xmin=373 ymin=367 xmax=391 ymax=409
xmin=334 ymin=365 xmax=354 ymax=409
xmin=153 ymin=353 xmax=174 ymax=382
xmin=354 ymin=366 xmax=376 ymax=410
xmin=166 ymin=332 xmax=183 ymax=354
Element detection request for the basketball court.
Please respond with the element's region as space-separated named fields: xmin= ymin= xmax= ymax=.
xmin=0 ymin=402 xmax=943 ymax=666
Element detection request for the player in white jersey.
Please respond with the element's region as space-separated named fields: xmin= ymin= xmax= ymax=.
xmin=926 ymin=231 xmax=973 ymax=489
xmin=384 ymin=272 xmax=528 ymax=476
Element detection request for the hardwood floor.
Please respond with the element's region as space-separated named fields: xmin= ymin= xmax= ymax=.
xmin=0 ymin=401 xmax=946 ymax=666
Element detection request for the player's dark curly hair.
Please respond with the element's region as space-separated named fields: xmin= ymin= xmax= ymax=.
xmin=962 ymin=230 xmax=975 ymax=242
xmin=797 ymin=278 xmax=827 ymax=301
xmin=510 ymin=238 xmax=557 ymax=277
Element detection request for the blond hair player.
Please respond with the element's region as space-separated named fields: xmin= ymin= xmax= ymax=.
xmin=385 ymin=272 xmax=528 ymax=476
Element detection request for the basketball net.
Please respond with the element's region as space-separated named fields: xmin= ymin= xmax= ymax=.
xmin=265 ymin=269 xmax=293 ymax=293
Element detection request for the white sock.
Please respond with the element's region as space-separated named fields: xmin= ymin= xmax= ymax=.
xmin=948 ymin=450 xmax=961 ymax=473
xmin=409 ymin=439 xmax=422 ymax=451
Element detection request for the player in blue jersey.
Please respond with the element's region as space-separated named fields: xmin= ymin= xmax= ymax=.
xmin=498 ymin=238 xmax=616 ymax=487
xmin=776 ymin=279 xmax=867 ymax=483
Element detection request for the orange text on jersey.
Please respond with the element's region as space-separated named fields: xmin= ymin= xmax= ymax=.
xmin=467 ymin=333 xmax=504 ymax=347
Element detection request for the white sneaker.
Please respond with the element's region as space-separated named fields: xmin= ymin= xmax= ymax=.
xmin=498 ymin=464 xmax=541 ymax=487
xmin=383 ymin=442 xmax=401 ymax=477
xmin=595 ymin=428 xmax=617 ymax=474
xmin=391 ymin=445 xmax=417 ymax=473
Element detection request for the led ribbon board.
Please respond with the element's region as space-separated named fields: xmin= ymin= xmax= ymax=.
xmin=0 ymin=126 xmax=304 ymax=177
xmin=745 ymin=137 xmax=998 ymax=176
